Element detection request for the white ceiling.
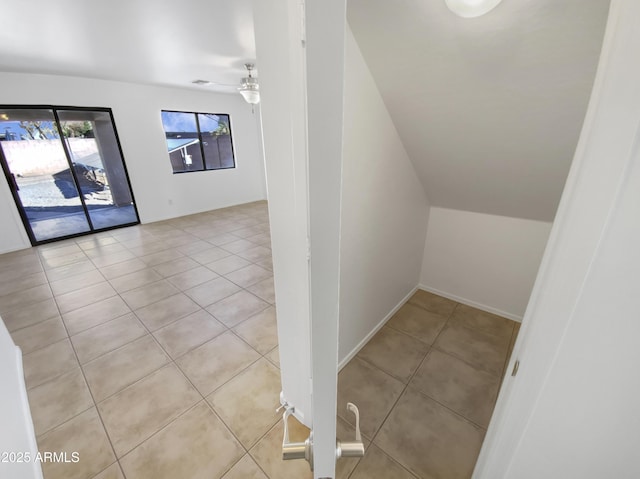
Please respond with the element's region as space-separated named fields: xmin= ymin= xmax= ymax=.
xmin=0 ymin=0 xmax=610 ymax=221
xmin=0 ymin=0 xmax=255 ymax=93
xmin=347 ymin=0 xmax=610 ymax=221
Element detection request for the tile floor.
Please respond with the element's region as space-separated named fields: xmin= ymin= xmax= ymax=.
xmin=0 ymin=200 xmax=519 ymax=479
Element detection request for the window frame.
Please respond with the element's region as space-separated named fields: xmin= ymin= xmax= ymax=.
xmin=161 ymin=110 xmax=236 ymax=174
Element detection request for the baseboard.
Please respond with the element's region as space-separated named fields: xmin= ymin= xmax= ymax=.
xmin=338 ymin=285 xmax=419 ymax=371
xmin=418 ymin=284 xmax=523 ymax=322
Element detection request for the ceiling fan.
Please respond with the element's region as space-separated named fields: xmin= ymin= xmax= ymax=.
xmin=192 ymin=63 xmax=260 ymax=106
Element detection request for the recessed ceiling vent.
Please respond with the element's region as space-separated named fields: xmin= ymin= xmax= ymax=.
xmin=191 ymin=79 xmax=212 ymax=86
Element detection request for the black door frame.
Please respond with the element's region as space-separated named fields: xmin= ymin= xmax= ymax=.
xmin=0 ymin=104 xmax=140 ymax=246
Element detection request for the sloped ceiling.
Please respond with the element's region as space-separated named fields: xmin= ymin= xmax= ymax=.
xmin=347 ymin=0 xmax=610 ymax=221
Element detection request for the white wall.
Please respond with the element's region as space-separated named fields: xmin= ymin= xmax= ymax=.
xmin=338 ymin=28 xmax=430 ymax=364
xmin=420 ymin=207 xmax=552 ymax=321
xmin=475 ymin=0 xmax=640 ymax=475
xmin=0 ymin=72 xmax=266 ymax=253
xmin=0 ymin=319 xmax=42 ymax=479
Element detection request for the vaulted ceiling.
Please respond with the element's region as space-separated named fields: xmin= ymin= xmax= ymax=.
xmin=0 ymin=0 xmax=610 ymax=221
xmin=347 ymin=0 xmax=610 ymax=221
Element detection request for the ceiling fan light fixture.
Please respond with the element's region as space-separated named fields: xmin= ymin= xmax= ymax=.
xmin=239 ymin=63 xmax=260 ymax=105
xmin=445 ymin=0 xmax=503 ymax=18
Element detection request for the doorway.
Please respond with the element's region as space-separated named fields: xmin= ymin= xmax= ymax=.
xmin=0 ymin=106 xmax=139 ymax=245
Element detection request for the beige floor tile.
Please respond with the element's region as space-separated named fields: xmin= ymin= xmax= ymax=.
xmin=99 ymin=258 xmax=147 ymax=280
xmin=232 ymin=307 xmax=278 ymax=354
xmin=56 ymin=281 xmax=117 ymax=314
xmin=90 ymin=250 xmax=137 ymax=268
xmin=91 ymin=462 xmax=125 ymax=479
xmin=98 ymin=364 xmax=201 ymax=457
xmin=450 ymin=304 xmax=515 ymax=340
xmin=207 ymin=359 xmax=281 ymax=448
xmin=0 ymin=270 xmax=47 ymax=296
xmin=166 ymin=266 xmax=219 ymax=291
xmin=349 ymin=444 xmax=417 ymax=479
xmin=120 ymin=280 xmax=180 ymax=310
xmin=37 ymin=407 xmax=116 ymax=479
xmin=375 ymin=388 xmax=485 ymax=479
xmin=109 ymin=268 xmax=163 ymax=293
xmin=387 ymin=302 xmax=448 ymax=345
xmin=236 ymin=246 xmax=272 ymax=263
xmin=410 ymin=349 xmax=501 ymax=427
xmin=189 ymin=246 xmax=232 ymax=264
xmin=206 ymin=290 xmax=269 ymax=328
xmin=76 ymin=235 xmax=119 ymax=251
xmin=337 ymin=357 xmax=405 ymax=438
xmin=408 ymin=289 xmax=457 ymax=317
xmin=250 ymin=417 xmax=312 ymax=479
xmin=185 ymin=277 xmax=241 ymax=308
xmin=50 ymin=269 xmax=106 ymax=296
xmin=224 ymin=264 xmax=272 ymax=288
xmin=203 ymin=233 xmax=241 ymax=247
xmin=139 ymin=248 xmax=184 ymax=267
xmin=175 ymin=239 xmax=218 ymax=255
xmin=434 ymin=322 xmax=511 ymax=377
xmin=265 ymin=346 xmax=280 ymax=368
xmin=152 ymin=256 xmax=200 ymax=277
xmin=71 ymin=313 xmax=147 ymax=363
xmin=28 ymin=368 xmax=93 ymax=436
xmin=83 ymin=335 xmax=170 ymax=402
xmin=120 ymin=402 xmax=244 ymax=479
xmin=230 ymin=226 xmax=264 ymax=239
xmin=220 ymin=239 xmax=257 ymax=254
xmin=254 ymin=257 xmax=273 ymax=271
xmin=245 ymin=232 xmax=271 ymax=245
xmin=357 ymin=327 xmax=429 ymax=383
xmin=126 ymin=241 xmax=172 ymax=257
xmin=0 ymin=283 xmax=52 ymax=314
xmin=44 ymin=260 xmax=97 ymax=283
xmin=177 ymin=331 xmax=260 ymax=395
xmin=39 ymin=243 xmax=82 ymax=259
xmin=23 ymin=338 xmax=78 ymax=389
xmin=84 ymin=243 xmax=128 ymax=259
xmin=63 ymin=296 xmax=131 ymax=336
xmin=153 ymin=310 xmax=226 ymax=358
xmin=246 ymin=277 xmax=275 ymax=304
xmin=221 ymin=454 xmax=268 ymax=479
xmin=10 ymin=316 xmax=68 ymax=354
xmin=206 ymin=255 xmax=252 ymax=275
xmin=134 ymin=293 xmax=201 ymax=331
xmin=41 ymin=251 xmax=87 ymax=270
xmin=0 ymin=255 xmax=42 ymax=282
xmin=2 ymin=298 xmax=60 ymax=332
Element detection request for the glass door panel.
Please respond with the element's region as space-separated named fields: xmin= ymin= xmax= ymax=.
xmin=57 ymin=110 xmax=138 ymax=230
xmin=0 ymin=108 xmax=91 ymax=242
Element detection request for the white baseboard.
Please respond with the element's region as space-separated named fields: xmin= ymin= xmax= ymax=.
xmin=418 ymin=284 xmax=523 ymax=322
xmin=338 ymin=285 xmax=419 ymax=371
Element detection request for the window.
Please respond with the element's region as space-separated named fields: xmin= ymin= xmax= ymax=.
xmin=161 ymin=110 xmax=235 ymax=174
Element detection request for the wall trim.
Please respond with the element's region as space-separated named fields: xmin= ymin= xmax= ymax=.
xmin=418 ymin=284 xmax=523 ymax=322
xmin=338 ymin=285 xmax=419 ymax=371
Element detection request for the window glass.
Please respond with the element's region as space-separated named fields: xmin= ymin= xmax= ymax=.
xmin=161 ymin=111 xmax=235 ymax=173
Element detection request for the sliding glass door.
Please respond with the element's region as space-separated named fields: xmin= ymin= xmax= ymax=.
xmin=0 ymin=106 xmax=139 ymax=244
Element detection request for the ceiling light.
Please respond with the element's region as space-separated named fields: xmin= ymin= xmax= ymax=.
xmin=445 ymin=0 xmax=503 ymax=18
xmin=239 ymin=63 xmax=260 ymax=105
